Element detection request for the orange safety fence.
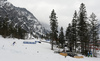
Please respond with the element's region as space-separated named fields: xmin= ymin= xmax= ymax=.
xmin=74 ymin=56 xmax=84 ymax=58
xmin=60 ymin=53 xmax=67 ymax=56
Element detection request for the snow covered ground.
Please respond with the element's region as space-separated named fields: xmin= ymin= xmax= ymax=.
xmin=0 ymin=36 xmax=100 ymax=61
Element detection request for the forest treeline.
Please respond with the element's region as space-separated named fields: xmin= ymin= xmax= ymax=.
xmin=0 ymin=15 xmax=27 ymax=39
xmin=49 ymin=3 xmax=99 ymax=56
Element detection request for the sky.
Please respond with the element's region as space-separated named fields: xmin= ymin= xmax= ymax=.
xmin=8 ymin=0 xmax=100 ymax=30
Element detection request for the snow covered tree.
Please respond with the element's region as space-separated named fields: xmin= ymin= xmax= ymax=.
xmin=2 ymin=15 xmax=9 ymax=37
xmin=65 ymin=11 xmax=78 ymax=52
xmin=89 ymin=13 xmax=99 ymax=57
xmin=77 ymin=3 xmax=88 ymax=54
xmin=49 ymin=9 xmax=58 ymax=50
xmin=71 ymin=10 xmax=78 ymax=52
xmin=65 ymin=23 xmax=73 ymax=49
xmin=0 ymin=15 xmax=27 ymax=39
xmin=59 ymin=27 xmax=64 ymax=48
xmin=0 ymin=16 xmax=3 ymax=35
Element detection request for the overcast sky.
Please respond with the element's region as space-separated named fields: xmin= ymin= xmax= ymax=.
xmin=8 ymin=0 xmax=100 ymax=30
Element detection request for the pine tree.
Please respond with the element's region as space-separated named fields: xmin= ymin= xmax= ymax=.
xmin=77 ymin=3 xmax=88 ymax=54
xmin=0 ymin=15 xmax=27 ymax=39
xmin=71 ymin=10 xmax=78 ymax=52
xmin=8 ymin=22 xmax=13 ymax=38
xmin=65 ymin=23 xmax=72 ymax=49
xmin=0 ymin=17 xmax=3 ymax=35
xmin=2 ymin=15 xmax=9 ymax=37
xmin=49 ymin=9 xmax=58 ymax=50
xmin=59 ymin=27 xmax=64 ymax=48
xmin=89 ymin=13 xmax=99 ymax=57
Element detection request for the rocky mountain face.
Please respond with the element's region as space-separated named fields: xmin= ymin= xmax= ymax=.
xmin=0 ymin=0 xmax=49 ymax=38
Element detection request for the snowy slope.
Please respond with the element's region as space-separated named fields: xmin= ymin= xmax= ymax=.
xmin=0 ymin=36 xmax=100 ymax=61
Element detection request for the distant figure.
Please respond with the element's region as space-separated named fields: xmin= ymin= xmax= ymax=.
xmin=64 ymin=45 xmax=67 ymax=58
xmin=2 ymin=45 xmax=4 ymax=47
xmin=37 ymin=51 xmax=39 ymax=53
xmin=13 ymin=42 xmax=16 ymax=46
xmin=2 ymin=45 xmax=4 ymax=49
xmin=25 ymin=47 xmax=27 ymax=49
xmin=88 ymin=51 xmax=90 ymax=57
xmin=64 ymin=45 xmax=67 ymax=53
xmin=90 ymin=51 xmax=92 ymax=57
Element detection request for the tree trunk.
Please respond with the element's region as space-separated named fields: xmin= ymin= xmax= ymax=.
xmin=51 ymin=40 xmax=53 ymax=50
xmin=75 ymin=40 xmax=76 ymax=52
